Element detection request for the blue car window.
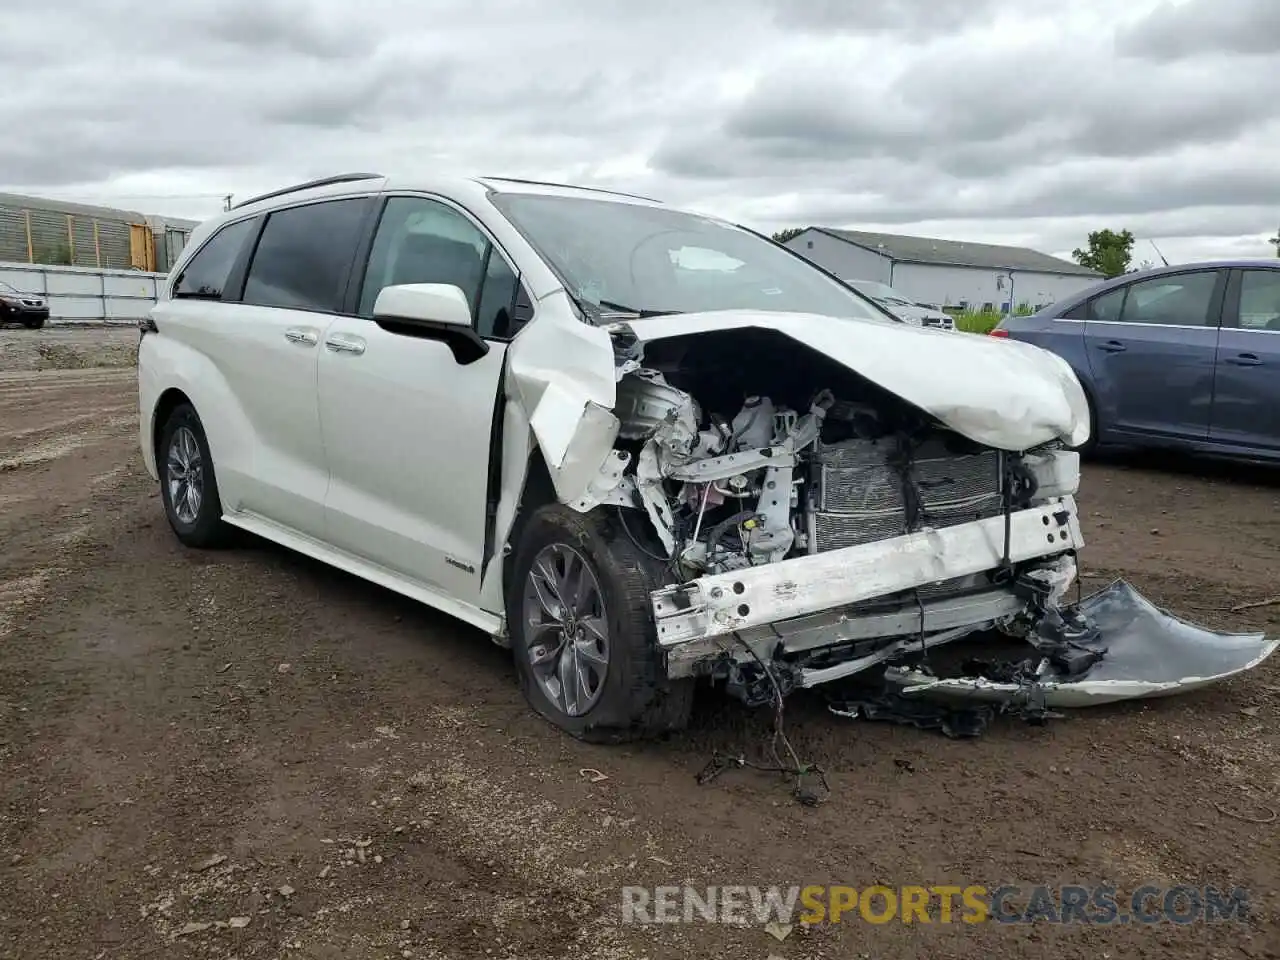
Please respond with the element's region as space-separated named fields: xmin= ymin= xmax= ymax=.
xmin=1119 ymin=273 xmax=1217 ymax=327
xmin=1238 ymin=270 xmax=1280 ymax=331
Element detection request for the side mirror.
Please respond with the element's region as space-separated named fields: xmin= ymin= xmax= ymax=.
xmin=371 ymin=283 xmax=489 ymax=364
xmin=373 ymin=283 xmax=473 ymax=328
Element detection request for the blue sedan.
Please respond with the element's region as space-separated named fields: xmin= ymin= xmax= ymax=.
xmin=992 ymin=260 xmax=1280 ymax=461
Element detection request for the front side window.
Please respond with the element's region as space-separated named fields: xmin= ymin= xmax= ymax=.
xmin=1118 ymin=271 xmax=1219 ymax=327
xmin=1237 ymin=270 xmax=1280 ymax=331
xmin=173 ymin=217 xmax=257 ymax=300
xmin=242 ymin=198 xmax=369 ymax=312
xmin=488 ymin=192 xmax=890 ymax=322
xmin=359 ymin=196 xmax=522 ymax=339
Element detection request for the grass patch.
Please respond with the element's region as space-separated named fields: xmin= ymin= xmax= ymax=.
xmin=951 ymin=304 xmax=1035 ymax=335
xmin=952 ymin=310 xmax=1004 ymax=335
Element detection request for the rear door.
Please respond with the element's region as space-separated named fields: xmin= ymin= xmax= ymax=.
xmin=1082 ymin=268 xmax=1225 ymax=441
xmin=1208 ymin=267 xmax=1280 ymax=452
xmin=215 ymin=195 xmax=376 ymax=536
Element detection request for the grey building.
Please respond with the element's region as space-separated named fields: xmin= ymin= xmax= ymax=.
xmin=784 ymin=227 xmax=1102 ymax=313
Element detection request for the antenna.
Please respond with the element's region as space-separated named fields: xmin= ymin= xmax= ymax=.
xmin=1149 ymin=239 xmax=1169 ymax=267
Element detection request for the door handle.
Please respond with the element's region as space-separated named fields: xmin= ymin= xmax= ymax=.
xmin=324 ymin=334 xmax=366 ymax=355
xmin=1096 ymin=340 xmax=1127 ymax=353
xmin=284 ymin=327 xmax=318 ymax=346
xmin=1226 ymin=353 xmax=1262 ymax=366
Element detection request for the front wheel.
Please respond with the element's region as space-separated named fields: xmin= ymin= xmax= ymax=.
xmin=22 ymin=317 xmax=45 ymax=330
xmin=157 ymin=403 xmax=230 ymax=548
xmin=507 ymin=504 xmax=694 ymax=742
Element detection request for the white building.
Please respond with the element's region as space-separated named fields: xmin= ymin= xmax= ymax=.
xmin=784 ymin=227 xmax=1102 ymax=313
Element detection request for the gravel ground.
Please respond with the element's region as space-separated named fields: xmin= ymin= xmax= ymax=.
xmin=1 ymin=326 xmax=1278 ymax=959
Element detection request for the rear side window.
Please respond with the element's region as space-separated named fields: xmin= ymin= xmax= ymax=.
xmin=173 ymin=218 xmax=256 ymax=300
xmin=1119 ymin=271 xmax=1218 ymax=327
xmin=242 ymin=198 xmax=369 ymax=312
xmin=1237 ymin=270 xmax=1280 ymax=331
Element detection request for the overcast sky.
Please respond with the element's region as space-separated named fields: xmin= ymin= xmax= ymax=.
xmin=4 ymin=0 xmax=1277 ymax=264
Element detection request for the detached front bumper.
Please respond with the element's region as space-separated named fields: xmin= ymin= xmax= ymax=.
xmin=650 ymin=496 xmax=1084 ymax=674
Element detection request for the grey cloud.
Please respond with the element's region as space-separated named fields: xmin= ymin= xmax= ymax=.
xmin=690 ymin=47 xmax=1280 ymax=181
xmin=179 ymin=0 xmax=381 ymax=60
xmin=1117 ymin=0 xmax=1280 ymax=61
xmin=764 ymin=0 xmax=1014 ymax=37
xmin=2 ymin=0 xmax=1277 ymax=262
xmin=726 ymin=155 xmax=1280 ymax=229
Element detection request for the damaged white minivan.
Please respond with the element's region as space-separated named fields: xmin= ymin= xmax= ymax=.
xmin=139 ymin=173 xmax=1274 ymax=741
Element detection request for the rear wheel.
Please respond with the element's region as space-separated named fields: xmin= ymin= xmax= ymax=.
xmin=158 ymin=403 xmax=230 ymax=548
xmin=507 ymin=504 xmax=694 ymax=742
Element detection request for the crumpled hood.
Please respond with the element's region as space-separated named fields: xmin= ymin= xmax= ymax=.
xmin=627 ymin=310 xmax=1091 ymax=451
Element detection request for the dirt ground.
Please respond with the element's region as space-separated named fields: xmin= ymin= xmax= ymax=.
xmin=2 ymin=325 xmax=1278 ymax=960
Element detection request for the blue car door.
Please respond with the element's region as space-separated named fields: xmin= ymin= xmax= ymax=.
xmin=1082 ymin=268 xmax=1225 ymax=441
xmin=1208 ymin=267 xmax=1280 ymax=453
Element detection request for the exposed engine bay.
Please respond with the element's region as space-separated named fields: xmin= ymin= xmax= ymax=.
xmin=607 ymin=325 xmax=1056 ymax=576
xmin=573 ymin=324 xmax=1277 ymax=714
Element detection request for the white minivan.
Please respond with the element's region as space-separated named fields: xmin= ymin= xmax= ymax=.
xmin=139 ymin=173 xmax=1095 ymax=740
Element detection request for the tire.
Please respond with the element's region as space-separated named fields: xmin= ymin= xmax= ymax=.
xmin=22 ymin=317 xmax=45 ymax=330
xmin=157 ymin=403 xmax=230 ymax=548
xmin=507 ymin=503 xmax=694 ymax=742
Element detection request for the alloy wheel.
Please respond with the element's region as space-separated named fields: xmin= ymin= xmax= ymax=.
xmin=166 ymin=426 xmax=204 ymax=525
xmin=521 ymin=543 xmax=610 ymax=717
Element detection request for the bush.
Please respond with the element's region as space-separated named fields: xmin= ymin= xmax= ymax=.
xmin=952 ymin=310 xmax=1004 ymax=335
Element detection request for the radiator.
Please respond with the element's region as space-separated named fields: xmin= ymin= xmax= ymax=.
xmin=808 ymin=437 xmax=1004 ymax=553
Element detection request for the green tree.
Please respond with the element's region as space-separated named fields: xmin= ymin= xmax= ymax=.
xmin=1071 ymin=229 xmax=1135 ymax=278
xmin=772 ymin=227 xmax=804 ymax=244
xmin=1268 ymin=225 xmax=1279 ymax=258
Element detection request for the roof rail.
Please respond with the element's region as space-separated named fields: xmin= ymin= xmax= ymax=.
xmin=479 ymin=176 xmax=660 ymax=203
xmin=232 ymin=172 xmax=385 ymax=210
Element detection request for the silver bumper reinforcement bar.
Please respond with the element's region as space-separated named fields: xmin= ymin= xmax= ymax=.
xmin=650 ymin=496 xmax=1084 ymax=646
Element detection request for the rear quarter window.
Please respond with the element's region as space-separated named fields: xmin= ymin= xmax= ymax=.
xmin=172 ymin=218 xmax=257 ymax=300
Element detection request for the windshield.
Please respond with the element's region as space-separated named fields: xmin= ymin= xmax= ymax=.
xmin=489 ymin=193 xmax=891 ymax=322
xmin=848 ymin=279 xmax=913 ymax=305
xmin=0 ymin=281 xmax=18 ymax=294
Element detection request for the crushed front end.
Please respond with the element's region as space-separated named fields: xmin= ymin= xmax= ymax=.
xmin=592 ymin=323 xmax=1091 ymax=707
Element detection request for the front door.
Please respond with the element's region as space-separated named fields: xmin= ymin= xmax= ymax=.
xmin=1209 ymin=267 xmax=1280 ymax=452
xmin=318 ymin=194 xmax=525 ymax=607
xmin=1083 ymin=268 xmax=1224 ymax=441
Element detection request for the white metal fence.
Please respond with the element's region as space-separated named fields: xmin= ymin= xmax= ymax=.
xmin=0 ymin=260 xmax=167 ymax=324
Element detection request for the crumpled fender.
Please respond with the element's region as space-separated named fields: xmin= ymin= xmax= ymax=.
xmin=505 ymin=295 xmax=622 ymax=506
